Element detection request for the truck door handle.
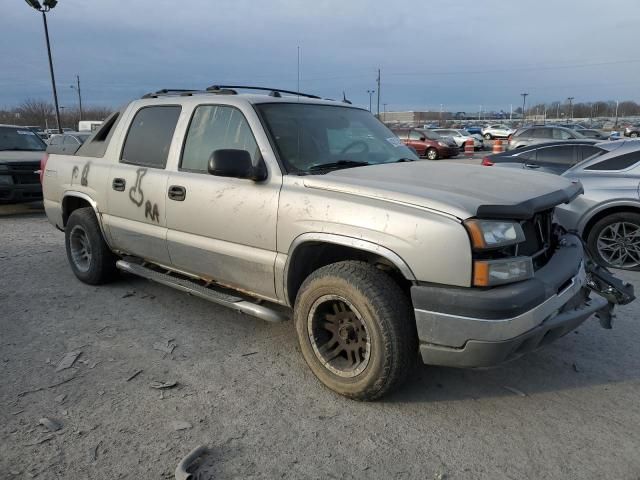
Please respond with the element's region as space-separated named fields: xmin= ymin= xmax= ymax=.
xmin=168 ymin=185 xmax=186 ymax=201
xmin=524 ymin=163 xmax=540 ymax=169
xmin=112 ymin=178 xmax=126 ymax=191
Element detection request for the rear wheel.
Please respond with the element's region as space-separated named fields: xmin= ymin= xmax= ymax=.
xmin=294 ymin=261 xmax=417 ymax=400
xmin=587 ymin=212 xmax=640 ymax=271
xmin=426 ymin=148 xmax=439 ymax=160
xmin=630 ymin=132 xmax=639 ymax=138
xmin=65 ymin=207 xmax=118 ymax=284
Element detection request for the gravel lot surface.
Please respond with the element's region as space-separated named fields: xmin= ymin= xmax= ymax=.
xmin=1 ymin=207 xmax=640 ymax=479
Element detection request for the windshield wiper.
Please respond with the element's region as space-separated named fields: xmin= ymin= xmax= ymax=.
xmin=308 ymin=160 xmax=370 ymax=172
xmin=0 ymin=147 xmax=43 ymax=152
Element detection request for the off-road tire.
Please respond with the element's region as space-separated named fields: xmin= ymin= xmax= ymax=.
xmin=586 ymin=212 xmax=640 ymax=271
xmin=65 ymin=207 xmax=118 ymax=284
xmin=426 ymin=148 xmax=439 ymax=160
xmin=293 ymin=261 xmax=417 ymax=400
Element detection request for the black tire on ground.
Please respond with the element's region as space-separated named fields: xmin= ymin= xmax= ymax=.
xmin=293 ymin=261 xmax=418 ymax=400
xmin=484 ymin=133 xmax=492 ymax=140
xmin=586 ymin=211 xmax=640 ymax=271
xmin=426 ymin=148 xmax=439 ymax=160
xmin=65 ymin=207 xmax=118 ymax=284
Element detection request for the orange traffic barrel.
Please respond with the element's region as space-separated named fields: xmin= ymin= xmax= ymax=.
xmin=492 ymin=139 xmax=504 ymax=154
xmin=464 ymin=138 xmax=474 ymax=156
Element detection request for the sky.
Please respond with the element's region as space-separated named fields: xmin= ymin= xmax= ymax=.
xmin=2 ymin=0 xmax=639 ymax=113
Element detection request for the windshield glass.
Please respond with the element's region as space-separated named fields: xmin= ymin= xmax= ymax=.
xmin=256 ymin=103 xmax=418 ymax=173
xmin=0 ymin=126 xmax=46 ymax=151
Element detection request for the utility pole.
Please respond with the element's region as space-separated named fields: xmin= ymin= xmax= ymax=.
xmin=383 ymin=103 xmax=387 ymax=122
xmin=478 ymin=105 xmax=482 ymax=121
xmin=376 ymin=69 xmax=381 ymax=118
xmin=510 ymin=104 xmax=513 ymax=121
xmin=615 ymin=100 xmax=620 ymax=127
xmin=25 ymin=0 xmax=62 ymax=134
xmin=520 ymin=93 xmax=528 ymax=124
xmin=556 ymin=102 xmax=560 ymax=120
xmin=367 ymin=89 xmax=375 ymax=112
xmin=71 ymin=74 xmax=83 ymax=121
xmin=567 ymin=97 xmax=574 ymax=122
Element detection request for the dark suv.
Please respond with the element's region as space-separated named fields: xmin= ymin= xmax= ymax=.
xmin=0 ymin=124 xmax=46 ymax=203
xmin=624 ymin=125 xmax=640 ymax=137
xmin=391 ymin=128 xmax=458 ymax=160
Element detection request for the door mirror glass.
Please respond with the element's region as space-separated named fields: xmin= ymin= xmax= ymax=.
xmin=207 ymin=149 xmax=267 ymax=181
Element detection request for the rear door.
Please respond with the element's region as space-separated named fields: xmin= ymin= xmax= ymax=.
xmin=104 ymin=105 xmax=181 ymax=265
xmin=526 ymin=145 xmax=576 ymax=174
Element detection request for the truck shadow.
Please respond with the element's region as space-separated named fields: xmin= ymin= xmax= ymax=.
xmin=387 ymin=318 xmax=640 ymax=403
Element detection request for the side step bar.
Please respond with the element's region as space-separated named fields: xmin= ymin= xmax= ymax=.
xmin=116 ymin=260 xmax=289 ymax=323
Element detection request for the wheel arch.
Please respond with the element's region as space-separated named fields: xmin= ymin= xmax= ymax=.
xmin=581 ymin=202 xmax=640 ymax=239
xmin=62 ymin=191 xmax=112 ymax=249
xmin=284 ymin=233 xmax=416 ymax=307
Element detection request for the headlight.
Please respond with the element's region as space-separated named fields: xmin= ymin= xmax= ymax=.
xmin=473 ymin=257 xmax=533 ymax=286
xmin=0 ymin=174 xmax=13 ymax=185
xmin=437 ymin=141 xmax=448 ymax=147
xmin=464 ymin=219 xmax=525 ymax=249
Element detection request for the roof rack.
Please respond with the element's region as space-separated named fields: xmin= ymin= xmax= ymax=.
xmin=141 ymin=89 xmax=204 ymax=99
xmin=205 ymin=84 xmax=321 ymax=99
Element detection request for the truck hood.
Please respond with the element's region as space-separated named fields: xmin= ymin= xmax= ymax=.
xmin=303 ymin=162 xmax=581 ymax=220
xmin=0 ymin=151 xmax=44 ymax=163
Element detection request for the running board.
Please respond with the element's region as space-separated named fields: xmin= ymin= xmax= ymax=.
xmin=116 ymin=260 xmax=288 ymax=323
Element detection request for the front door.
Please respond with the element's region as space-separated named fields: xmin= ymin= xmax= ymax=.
xmin=104 ymin=105 xmax=182 ymax=265
xmin=165 ymin=104 xmax=281 ymax=300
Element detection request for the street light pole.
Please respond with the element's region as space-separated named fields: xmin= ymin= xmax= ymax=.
xmin=367 ymin=89 xmax=375 ymax=112
xmin=567 ymin=97 xmax=574 ymax=123
xmin=71 ymin=74 xmax=83 ymax=121
xmin=520 ymin=93 xmax=528 ymax=124
xmin=25 ymin=0 xmax=62 ymax=134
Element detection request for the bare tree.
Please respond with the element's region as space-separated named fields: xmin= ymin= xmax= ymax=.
xmin=15 ymin=99 xmax=55 ymax=128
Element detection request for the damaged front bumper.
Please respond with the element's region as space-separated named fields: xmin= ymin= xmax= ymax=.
xmin=411 ymin=234 xmax=634 ymax=368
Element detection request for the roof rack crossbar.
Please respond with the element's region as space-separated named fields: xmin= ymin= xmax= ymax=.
xmin=141 ymin=89 xmax=204 ymax=99
xmin=205 ymin=84 xmax=321 ymax=99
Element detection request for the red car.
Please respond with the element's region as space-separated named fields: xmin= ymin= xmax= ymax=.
xmin=391 ymin=128 xmax=459 ymax=160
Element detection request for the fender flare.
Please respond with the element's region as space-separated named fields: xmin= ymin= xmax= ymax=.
xmin=62 ymin=190 xmax=113 ymax=249
xmin=578 ymin=198 xmax=640 ymax=235
xmin=283 ymin=232 xmax=417 ymax=303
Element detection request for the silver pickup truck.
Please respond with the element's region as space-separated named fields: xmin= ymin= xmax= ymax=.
xmin=42 ymin=86 xmax=633 ymax=400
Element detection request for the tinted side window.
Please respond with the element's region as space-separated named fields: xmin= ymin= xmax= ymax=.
xmin=579 ymin=146 xmax=603 ymax=161
xmin=586 ymin=151 xmax=640 ymax=171
xmin=181 ymin=105 xmax=259 ymax=172
xmin=536 ymin=146 xmax=575 ymax=164
xmin=121 ymin=106 xmax=181 ymax=168
xmin=516 ymin=150 xmax=536 ymax=161
xmin=552 ymin=128 xmax=572 ymax=140
xmin=527 ymin=128 xmax=547 ymax=138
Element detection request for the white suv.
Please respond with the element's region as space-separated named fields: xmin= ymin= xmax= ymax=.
xmin=481 ymin=124 xmax=515 ymax=140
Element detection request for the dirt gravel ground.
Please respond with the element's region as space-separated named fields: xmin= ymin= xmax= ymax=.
xmin=1 ymin=211 xmax=640 ymax=479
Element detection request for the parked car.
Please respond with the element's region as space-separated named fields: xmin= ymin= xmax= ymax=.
xmin=40 ymin=86 xmax=630 ymax=400
xmin=481 ymin=124 xmax=515 ymax=140
xmin=578 ymin=129 xmax=609 ymax=140
xmin=463 ymin=125 xmax=482 ymax=136
xmin=623 ymin=125 xmax=640 ymax=137
xmin=432 ymin=128 xmax=483 ymax=150
xmin=481 ymin=140 xmax=602 ymax=174
xmin=556 ymin=140 xmax=640 ymax=270
xmin=508 ymin=126 xmax=587 ymax=150
xmin=47 ymin=132 xmax=92 ymax=154
xmin=562 ymin=123 xmax=588 ymax=131
xmin=391 ymin=128 xmax=459 ymax=159
xmin=0 ymin=124 xmax=46 ymax=203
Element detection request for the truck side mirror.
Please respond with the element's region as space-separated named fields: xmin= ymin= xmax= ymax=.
xmin=207 ymin=149 xmax=267 ymax=181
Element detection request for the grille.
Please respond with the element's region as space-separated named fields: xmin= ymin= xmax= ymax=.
xmin=518 ymin=209 xmax=555 ymax=269
xmin=5 ymin=162 xmax=40 ymax=185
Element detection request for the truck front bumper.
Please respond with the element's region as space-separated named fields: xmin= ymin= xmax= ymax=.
xmin=411 ymin=234 xmax=608 ymax=368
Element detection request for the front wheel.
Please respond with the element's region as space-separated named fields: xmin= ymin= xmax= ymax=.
xmin=484 ymin=133 xmax=492 ymax=140
xmin=294 ymin=261 xmax=417 ymax=400
xmin=587 ymin=212 xmax=640 ymax=271
xmin=65 ymin=207 xmax=118 ymax=284
xmin=426 ymin=148 xmax=439 ymax=160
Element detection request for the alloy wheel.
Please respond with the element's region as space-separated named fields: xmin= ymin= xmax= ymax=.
xmin=307 ymin=295 xmax=371 ymax=378
xmin=597 ymin=221 xmax=640 ymax=268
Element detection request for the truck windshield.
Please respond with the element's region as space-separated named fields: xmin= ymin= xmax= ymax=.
xmin=256 ymin=103 xmax=418 ymax=173
xmin=0 ymin=127 xmax=46 ymax=151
